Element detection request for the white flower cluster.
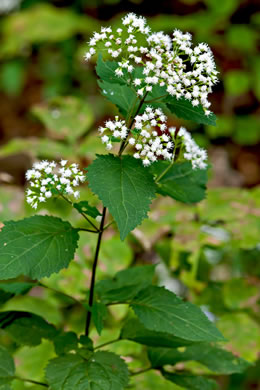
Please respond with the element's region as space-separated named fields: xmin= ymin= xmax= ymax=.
xmin=170 ymin=127 xmax=208 ymax=170
xmin=130 ymin=107 xmax=174 ymax=166
xmin=25 ymin=160 xmax=85 ymax=209
xmin=0 ymin=0 xmax=20 ymax=13
xmin=84 ymin=13 xmax=218 ymax=114
xmin=98 ymin=117 xmax=128 ymax=150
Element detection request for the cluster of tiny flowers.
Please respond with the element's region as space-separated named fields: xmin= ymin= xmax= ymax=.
xmin=130 ymin=107 xmax=174 ymax=166
xmin=25 ymin=160 xmax=85 ymax=209
xmin=98 ymin=117 xmax=128 ymax=150
xmin=170 ymin=127 xmax=207 ymax=170
xmin=84 ymin=13 xmax=218 ymax=114
xmin=0 ymin=0 xmax=20 ymax=13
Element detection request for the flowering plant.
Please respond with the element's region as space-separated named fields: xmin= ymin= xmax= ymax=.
xmin=0 ymin=13 xmax=250 ymax=390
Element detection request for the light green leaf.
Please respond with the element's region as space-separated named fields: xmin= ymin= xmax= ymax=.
xmin=0 ymin=311 xmax=58 ymax=346
xmin=0 ymin=215 xmax=79 ymax=280
xmin=92 ymin=302 xmax=108 ymax=335
xmin=0 ymin=346 xmax=15 ymax=386
xmin=163 ymin=372 xmax=218 ymax=390
xmin=73 ymin=201 xmax=101 ymax=219
xmin=151 ymin=161 xmax=207 ymax=203
xmin=121 ymin=318 xmax=194 ymax=348
xmin=0 ymin=282 xmax=35 ymax=305
xmin=96 ymin=265 xmax=156 ymax=303
xmin=45 ymin=351 xmax=129 ymax=390
xmin=87 ymin=155 xmax=157 ymax=240
xmin=148 ymin=344 xmax=250 ymax=373
xmin=97 ymin=80 xmax=137 ymax=117
xmin=131 ymin=286 xmax=224 ymax=342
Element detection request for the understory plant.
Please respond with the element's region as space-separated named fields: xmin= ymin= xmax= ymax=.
xmin=0 ymin=13 xmax=250 ymax=390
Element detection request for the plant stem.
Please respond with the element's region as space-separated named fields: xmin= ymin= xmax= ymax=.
xmin=130 ymin=367 xmax=152 ymax=376
xmin=79 ymin=227 xmax=99 ymax=233
xmin=14 ymin=376 xmax=48 ymax=387
xmin=85 ymin=206 xmax=107 ymax=336
xmin=39 ymin=282 xmax=82 ymax=305
xmin=94 ymin=337 xmax=120 ymax=350
xmin=155 ymin=160 xmax=174 ymax=183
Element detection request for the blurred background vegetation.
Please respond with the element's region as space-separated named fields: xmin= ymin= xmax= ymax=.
xmin=0 ymin=0 xmax=259 ymax=389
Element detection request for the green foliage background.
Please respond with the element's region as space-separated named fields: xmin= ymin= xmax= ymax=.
xmin=0 ymin=0 xmax=259 ymax=389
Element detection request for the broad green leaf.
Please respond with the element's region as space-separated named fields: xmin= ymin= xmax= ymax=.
xmin=92 ymin=302 xmax=108 ymax=335
xmin=148 ymin=344 xmax=250 ymax=373
xmin=74 ymin=201 xmax=101 ymax=219
xmin=96 ymin=56 xmax=126 ymax=85
xmin=45 ymin=351 xmax=129 ymax=390
xmin=131 ymin=286 xmax=224 ymax=342
xmin=31 ymin=96 xmax=94 ymax=143
xmin=0 ymin=311 xmax=58 ymax=346
xmin=98 ymin=80 xmax=138 ymax=117
xmin=87 ymin=155 xmax=157 ymax=240
xmin=54 ymin=332 xmax=78 ymax=355
xmin=163 ymin=372 xmax=218 ymax=390
xmin=0 ymin=282 xmax=35 ymax=305
xmin=95 ymin=265 xmax=156 ymax=303
xmin=121 ymin=318 xmax=194 ymax=348
xmin=0 ymin=215 xmax=79 ymax=280
xmin=151 ymin=161 xmax=207 ymax=203
xmin=0 ymin=346 xmax=15 ymax=385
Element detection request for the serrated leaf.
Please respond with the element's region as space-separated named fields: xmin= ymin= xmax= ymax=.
xmin=45 ymin=351 xmax=129 ymax=390
xmin=0 ymin=282 xmax=35 ymax=306
xmin=130 ymin=286 xmax=224 ymax=342
xmin=95 ymin=265 xmax=156 ymax=303
xmin=98 ymin=80 xmax=137 ymax=117
xmin=163 ymin=372 xmax=218 ymax=390
xmin=74 ymin=201 xmax=101 ymax=219
xmin=148 ymin=344 xmax=250 ymax=373
xmin=0 ymin=346 xmax=15 ymax=383
xmin=0 ymin=311 xmax=58 ymax=346
xmin=0 ymin=215 xmax=79 ymax=280
xmin=96 ymin=56 xmax=126 ymax=85
xmin=87 ymin=155 xmax=157 ymax=240
xmin=151 ymin=161 xmax=207 ymax=203
xmin=92 ymin=302 xmax=108 ymax=335
xmin=121 ymin=318 xmax=194 ymax=348
xmin=54 ymin=332 xmax=78 ymax=355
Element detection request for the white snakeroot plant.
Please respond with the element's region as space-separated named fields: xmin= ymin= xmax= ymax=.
xmin=0 ymin=13 xmax=249 ymax=390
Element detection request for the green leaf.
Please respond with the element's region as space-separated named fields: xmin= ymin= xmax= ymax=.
xmin=96 ymin=56 xmax=126 ymax=85
xmin=31 ymin=96 xmax=94 ymax=143
xmin=87 ymin=155 xmax=157 ymax=240
xmin=151 ymin=161 xmax=207 ymax=203
xmin=73 ymin=201 xmax=101 ymax=219
xmin=130 ymin=286 xmax=224 ymax=342
xmin=163 ymin=372 xmax=218 ymax=390
xmin=92 ymin=302 xmax=108 ymax=335
xmin=0 ymin=215 xmax=79 ymax=280
xmin=0 ymin=311 xmax=58 ymax=346
xmin=121 ymin=318 xmax=195 ymax=348
xmin=96 ymin=265 xmax=156 ymax=303
xmin=98 ymin=80 xmax=137 ymax=117
xmin=0 ymin=282 xmax=35 ymax=305
xmin=45 ymin=351 xmax=129 ymax=390
xmin=148 ymin=344 xmax=250 ymax=373
xmin=0 ymin=346 xmax=15 ymax=386
xmin=54 ymin=332 xmax=78 ymax=355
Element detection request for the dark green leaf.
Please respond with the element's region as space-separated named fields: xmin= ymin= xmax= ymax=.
xmin=54 ymin=332 xmax=78 ymax=355
xmin=0 ymin=216 xmax=79 ymax=280
xmin=0 ymin=311 xmax=58 ymax=346
xmin=92 ymin=302 xmax=108 ymax=335
xmin=87 ymin=155 xmax=157 ymax=240
xmin=121 ymin=318 xmax=195 ymax=348
xmin=151 ymin=161 xmax=207 ymax=203
xmin=45 ymin=351 xmax=129 ymax=390
xmin=131 ymin=286 xmax=224 ymax=342
xmin=0 ymin=346 xmax=15 ymax=385
xmin=148 ymin=344 xmax=250 ymax=373
xmin=163 ymin=372 xmax=218 ymax=390
xmin=96 ymin=265 xmax=156 ymax=303
xmin=96 ymin=56 xmax=126 ymax=85
xmin=98 ymin=80 xmax=137 ymax=117
xmin=74 ymin=201 xmax=101 ymax=219
xmin=0 ymin=282 xmax=35 ymax=305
